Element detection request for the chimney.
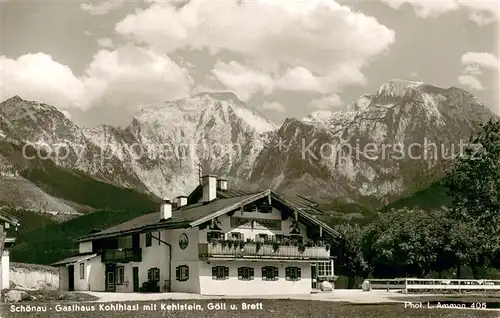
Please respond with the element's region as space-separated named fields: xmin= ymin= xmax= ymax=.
xmin=201 ymin=175 xmax=217 ymax=202
xmin=176 ymin=196 xmax=188 ymax=207
xmin=217 ymin=178 xmax=228 ymax=191
xmin=160 ymin=198 xmax=172 ymax=220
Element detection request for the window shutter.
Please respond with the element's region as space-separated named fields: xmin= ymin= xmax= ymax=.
xmin=176 ymin=267 xmax=180 ymax=281
xmin=185 ymin=266 xmax=189 ymax=280
xmin=262 ymin=267 xmax=266 ymax=279
xmin=250 ymin=268 xmax=254 ymax=280
xmin=285 ymin=267 xmax=290 ymax=279
xmin=158 ymin=232 xmax=161 ymax=245
xmin=297 ymin=267 xmax=301 ymax=279
xmin=275 ymin=267 xmax=279 ymax=280
xmin=240 ymin=233 xmax=244 ymax=241
xmin=147 ymin=269 xmax=151 ymax=281
xmin=224 ymin=267 xmax=229 ymax=279
xmin=212 ymin=267 xmax=217 ymax=279
xmin=238 ymin=267 xmax=243 ymax=279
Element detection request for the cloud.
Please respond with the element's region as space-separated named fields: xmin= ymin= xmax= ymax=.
xmin=211 ymin=61 xmax=275 ymax=102
xmin=261 ymin=101 xmax=286 ymax=113
xmin=461 ymin=52 xmax=499 ymax=71
xmin=97 ymin=37 xmax=114 ymax=49
xmin=457 ymin=52 xmax=498 ymax=90
xmin=275 ymin=67 xmax=331 ymax=94
xmin=410 ymin=72 xmax=418 ymax=77
xmin=463 ymin=64 xmax=483 ymax=76
xmin=83 ymin=45 xmax=193 ymax=108
xmin=380 ymin=0 xmax=499 ymax=24
xmin=1 ymin=53 xmax=88 ymax=109
xmin=458 ymin=75 xmax=484 ymax=90
xmin=1 ymin=46 xmax=193 ymax=110
xmin=211 ymin=61 xmax=367 ymax=102
xmin=116 ymin=1 xmax=394 ymax=99
xmin=307 ymin=94 xmax=343 ymax=110
xmin=80 ymin=0 xmax=128 ymax=15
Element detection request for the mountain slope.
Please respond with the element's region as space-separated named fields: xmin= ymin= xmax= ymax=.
xmin=1 ymin=81 xmax=496 ymax=212
xmin=0 ymin=139 xmax=160 ymax=215
xmin=82 ymin=92 xmax=275 ymax=197
xmin=249 ymin=80 xmax=496 ymax=207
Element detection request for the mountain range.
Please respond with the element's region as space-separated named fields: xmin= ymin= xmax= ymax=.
xmin=0 ymin=79 xmax=496 ymax=216
xmin=2 ymin=78 xmax=497 ymax=264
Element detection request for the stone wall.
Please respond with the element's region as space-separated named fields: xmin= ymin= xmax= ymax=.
xmin=9 ymin=262 xmax=59 ymax=290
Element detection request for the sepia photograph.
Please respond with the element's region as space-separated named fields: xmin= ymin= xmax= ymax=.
xmin=0 ymin=0 xmax=499 ymax=317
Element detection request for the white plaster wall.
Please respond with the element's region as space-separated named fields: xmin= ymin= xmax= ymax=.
xmin=198 ymin=208 xmax=307 ymax=243
xmin=73 ymin=256 xmax=104 ymax=291
xmin=1 ymin=250 xmax=10 ymax=289
xmin=164 ymin=228 xmax=200 ymax=293
xmin=199 ymin=261 xmax=311 ymax=295
xmin=59 ymin=267 xmax=68 ymax=291
xmin=10 ymin=266 xmax=59 ymax=290
xmin=87 ymin=257 xmax=105 ymax=291
xmin=79 ymin=242 xmax=92 ymax=253
xmin=115 ymin=263 xmax=135 ymax=293
xmin=138 ymin=230 xmax=169 ymax=292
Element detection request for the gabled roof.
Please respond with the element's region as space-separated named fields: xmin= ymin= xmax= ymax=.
xmin=75 ymin=191 xmax=265 ymax=242
xmin=51 ymin=253 xmax=98 ymax=266
xmin=75 ymin=188 xmax=339 ymax=243
xmin=0 ymin=212 xmax=20 ymax=227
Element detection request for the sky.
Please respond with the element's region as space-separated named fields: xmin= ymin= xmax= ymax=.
xmin=1 ymin=0 xmax=499 ymax=128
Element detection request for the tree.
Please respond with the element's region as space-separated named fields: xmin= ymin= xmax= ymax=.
xmin=442 ymin=119 xmax=500 ymax=275
xmin=362 ymin=208 xmax=448 ymax=278
xmin=331 ymin=223 xmax=368 ymax=288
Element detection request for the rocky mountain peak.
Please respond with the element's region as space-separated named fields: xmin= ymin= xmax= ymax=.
xmin=1 ymin=81 xmax=496 ymax=210
xmin=376 ymin=79 xmax=425 ymax=98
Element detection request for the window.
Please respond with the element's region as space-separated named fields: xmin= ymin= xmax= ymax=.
xmin=145 ymin=233 xmax=152 ymax=247
xmin=212 ymin=266 xmax=229 ymax=280
xmin=117 ymin=266 xmax=124 ymax=285
xmin=262 ymin=266 xmax=279 ymax=281
xmin=132 ymin=234 xmax=140 ymax=249
xmin=258 ymin=204 xmax=272 ymax=213
xmin=79 ymin=263 xmax=85 ymax=280
xmin=286 ymin=267 xmax=301 ymax=281
xmin=237 ymin=267 xmax=254 ymax=280
xmin=148 ymin=268 xmax=160 ymax=282
xmin=275 ymin=235 xmax=284 ymax=242
xmin=243 ymin=204 xmax=256 ymax=212
xmin=317 ymin=261 xmax=333 ymax=277
xmin=176 ymin=265 xmax=189 ymax=281
xmin=257 ymin=234 xmax=268 ymax=241
xmin=230 ymin=232 xmax=243 ymax=240
xmin=207 ymin=231 xmax=224 ymax=241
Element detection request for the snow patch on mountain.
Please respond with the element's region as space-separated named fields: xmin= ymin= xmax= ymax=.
xmin=377 ymin=79 xmax=424 ymax=97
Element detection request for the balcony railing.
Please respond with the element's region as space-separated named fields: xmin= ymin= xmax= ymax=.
xmin=199 ymin=242 xmax=330 ymax=260
xmin=101 ymin=248 xmax=142 ymax=263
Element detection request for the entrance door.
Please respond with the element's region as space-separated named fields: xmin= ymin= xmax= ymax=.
xmin=311 ymin=264 xmax=317 ymax=289
xmin=105 ymin=264 xmax=116 ymax=292
xmin=68 ymin=265 xmax=75 ymax=291
xmin=132 ymin=267 xmax=139 ymax=292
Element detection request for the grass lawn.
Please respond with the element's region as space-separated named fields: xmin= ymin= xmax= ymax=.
xmin=2 ymin=299 xmax=498 ymax=318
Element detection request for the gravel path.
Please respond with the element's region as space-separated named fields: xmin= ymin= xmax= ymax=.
xmin=82 ymin=290 xmax=429 ymax=304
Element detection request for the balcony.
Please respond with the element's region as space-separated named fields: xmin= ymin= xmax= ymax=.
xmin=199 ymin=242 xmax=330 ymax=261
xmin=101 ymin=248 xmax=142 ymax=263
